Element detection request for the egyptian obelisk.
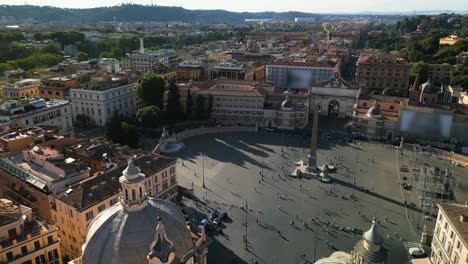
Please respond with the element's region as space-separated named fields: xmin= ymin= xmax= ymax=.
xmin=308 ymin=102 xmax=319 ymax=171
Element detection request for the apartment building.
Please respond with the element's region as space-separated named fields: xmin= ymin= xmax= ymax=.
xmin=428 ymin=64 xmax=454 ymax=82
xmin=52 ymin=154 xmax=177 ymax=260
xmin=63 ymin=137 xmax=145 ymax=174
xmin=0 ymin=199 xmax=62 ymax=264
xmin=0 ymin=127 xmax=46 ymax=152
xmin=177 ymin=60 xmax=205 ymax=81
xmin=352 ymin=94 xmax=408 ymax=139
xmin=210 ymin=61 xmax=254 ymax=81
xmin=122 ymin=49 xmax=178 ymax=73
xmin=356 ymin=50 xmax=411 ymax=95
xmin=69 ymin=80 xmax=138 ymax=127
xmin=0 ymin=99 xmax=73 ymax=134
xmin=431 ymin=203 xmax=468 ymax=264
xmin=39 ymin=77 xmax=78 ymax=100
xmin=97 ymin=58 xmax=121 ymax=74
xmin=0 ymin=145 xmax=90 ymax=222
xmin=194 ymin=79 xmax=309 ymax=129
xmin=265 ymin=61 xmax=335 ymax=91
xmin=2 ymin=79 xmax=41 ymax=98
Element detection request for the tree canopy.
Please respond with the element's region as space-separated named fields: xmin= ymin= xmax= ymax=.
xmin=137 ymin=105 xmax=161 ymax=128
xmin=410 ymin=61 xmax=429 ymax=81
xmin=72 ymin=51 xmax=89 ymax=61
xmin=164 ymin=80 xmax=183 ymax=125
xmin=136 ymin=73 xmax=166 ymax=109
xmin=450 ymin=65 xmax=468 ymax=89
xmin=382 ymin=87 xmax=402 ymax=97
xmin=106 ymin=112 xmax=139 ymax=148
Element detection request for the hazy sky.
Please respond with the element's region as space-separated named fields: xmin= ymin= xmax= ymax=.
xmin=1 ymin=0 xmax=466 ymax=12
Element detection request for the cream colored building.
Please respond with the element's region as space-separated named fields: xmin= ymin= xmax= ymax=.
xmin=0 ymin=99 xmax=73 ymax=135
xmin=2 ymin=79 xmax=41 ymax=98
xmin=70 ymin=81 xmax=139 ymax=127
xmin=0 ymin=198 xmax=62 ymax=264
xmin=430 ymin=203 xmax=468 ymax=264
xmin=195 ymin=79 xmax=309 ymax=129
xmin=52 ymin=154 xmax=178 ymax=261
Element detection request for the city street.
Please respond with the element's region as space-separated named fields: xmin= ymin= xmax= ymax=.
xmin=171 ymin=131 xmax=463 ymax=263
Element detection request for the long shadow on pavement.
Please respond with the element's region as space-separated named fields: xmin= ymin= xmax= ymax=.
xmin=208 ymin=239 xmax=248 ymax=264
xmin=332 ymin=178 xmax=423 ymax=214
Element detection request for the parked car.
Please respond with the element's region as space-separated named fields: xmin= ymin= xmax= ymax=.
xmin=198 ymin=219 xmax=208 ymax=230
xmin=409 ymin=247 xmax=426 ymax=258
xmin=219 ymin=212 xmax=228 ymax=222
xmin=213 ymin=217 xmax=221 ymax=225
xmin=210 ymin=211 xmax=220 ymax=221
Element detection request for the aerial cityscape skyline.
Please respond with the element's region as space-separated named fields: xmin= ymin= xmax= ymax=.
xmin=0 ymin=2 xmax=466 ymax=264
xmin=0 ymin=0 xmax=467 ymax=13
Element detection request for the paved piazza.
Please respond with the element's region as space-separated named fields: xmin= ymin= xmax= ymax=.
xmin=173 ymin=130 xmax=468 ymax=264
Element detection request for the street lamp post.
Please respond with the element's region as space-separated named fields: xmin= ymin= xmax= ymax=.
xmin=245 ymin=200 xmax=248 ymax=250
xmin=313 ymin=220 xmax=319 ymax=262
xmin=202 ymin=152 xmax=206 ymax=189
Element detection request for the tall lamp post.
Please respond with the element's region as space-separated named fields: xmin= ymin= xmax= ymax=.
xmin=244 ymin=201 xmax=248 ymax=250
xmin=202 ymin=152 xmax=206 ymax=189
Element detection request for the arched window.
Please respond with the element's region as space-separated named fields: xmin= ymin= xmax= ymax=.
xmin=132 ymin=189 xmax=136 ymax=200
xmin=125 ymin=189 xmax=128 ymax=201
xmin=139 ymin=187 xmax=143 ymax=199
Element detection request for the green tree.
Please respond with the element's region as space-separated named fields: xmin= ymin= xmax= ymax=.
xmin=120 ymin=122 xmax=139 ymax=148
xmin=382 ymin=87 xmax=402 ymax=96
xmin=110 ymin=47 xmax=124 ymax=59
xmin=164 ymin=80 xmax=183 ymax=124
xmin=72 ymin=52 xmax=89 ymax=61
xmin=137 ymin=105 xmax=161 ymax=128
xmin=136 ymin=73 xmax=165 ymax=108
xmin=185 ymin=89 xmax=193 ymax=119
xmin=0 ymin=63 xmax=13 ymax=75
xmin=50 ymin=31 xmax=85 ymax=47
xmin=99 ymin=51 xmax=112 ymax=58
xmin=410 ymin=61 xmax=429 ymax=81
xmin=194 ymin=95 xmax=206 ymax=120
xmin=207 ymin=94 xmax=214 ymax=117
xmin=41 ymin=44 xmax=62 ymax=55
xmin=7 ymin=53 xmax=62 ymax=71
xmin=106 ymin=112 xmax=123 ymax=143
xmin=450 ymin=65 xmax=468 ymax=89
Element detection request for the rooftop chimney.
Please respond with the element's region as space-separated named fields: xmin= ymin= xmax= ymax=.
xmin=139 ymin=38 xmax=144 ymax=53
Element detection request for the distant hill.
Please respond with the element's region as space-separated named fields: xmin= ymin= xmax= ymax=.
xmin=0 ymin=5 xmax=466 ymax=24
xmin=0 ymin=4 xmax=321 ymax=24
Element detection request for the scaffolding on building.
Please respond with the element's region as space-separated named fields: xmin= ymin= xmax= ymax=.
xmin=410 ymin=144 xmax=457 ymax=222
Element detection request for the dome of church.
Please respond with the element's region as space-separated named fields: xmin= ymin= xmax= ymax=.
xmin=81 ymin=159 xmax=196 ymax=264
xmin=81 ymin=199 xmax=194 ymax=264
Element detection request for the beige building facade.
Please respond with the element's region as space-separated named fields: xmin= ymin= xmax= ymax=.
xmin=0 ymin=199 xmax=62 ymax=264
xmin=430 ymin=203 xmax=468 ymax=264
xmin=52 ymin=154 xmax=178 ymax=261
xmin=2 ymin=79 xmax=41 ymax=98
